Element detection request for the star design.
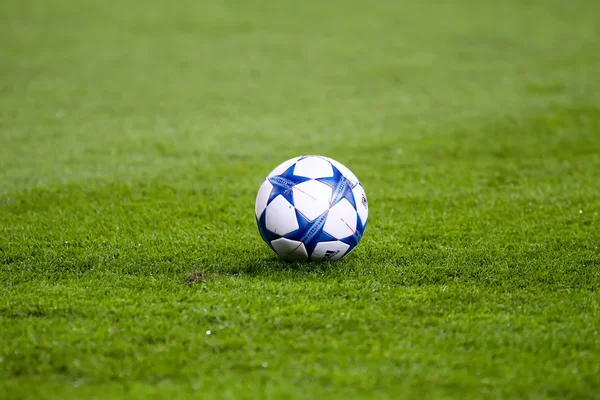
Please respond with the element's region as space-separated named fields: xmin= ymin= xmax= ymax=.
xmin=266 ymin=164 xmax=311 ymax=207
xmin=316 ymin=166 xmax=357 ymax=209
xmin=284 ymin=209 xmax=337 ymax=255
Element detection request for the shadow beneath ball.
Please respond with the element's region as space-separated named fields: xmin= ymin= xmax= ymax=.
xmin=231 ymin=255 xmax=338 ymax=276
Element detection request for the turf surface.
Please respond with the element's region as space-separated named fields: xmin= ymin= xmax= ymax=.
xmin=1 ymin=0 xmax=600 ymax=398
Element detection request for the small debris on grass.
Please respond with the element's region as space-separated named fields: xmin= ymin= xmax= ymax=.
xmin=186 ymin=271 xmax=206 ymax=283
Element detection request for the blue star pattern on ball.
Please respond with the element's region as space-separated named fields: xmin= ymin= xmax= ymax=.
xmin=266 ymin=164 xmax=311 ymax=207
xmin=283 ymin=209 xmax=337 ymax=255
xmin=316 ymin=165 xmax=357 ymax=210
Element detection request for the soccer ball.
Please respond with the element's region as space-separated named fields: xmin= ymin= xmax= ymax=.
xmin=255 ymin=155 xmax=368 ymax=262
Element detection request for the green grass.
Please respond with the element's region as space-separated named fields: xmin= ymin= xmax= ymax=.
xmin=1 ymin=0 xmax=600 ymax=398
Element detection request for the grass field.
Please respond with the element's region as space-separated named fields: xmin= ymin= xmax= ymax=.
xmin=1 ymin=0 xmax=600 ymax=398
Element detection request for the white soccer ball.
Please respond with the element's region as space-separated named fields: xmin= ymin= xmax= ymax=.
xmin=255 ymin=155 xmax=368 ymax=262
